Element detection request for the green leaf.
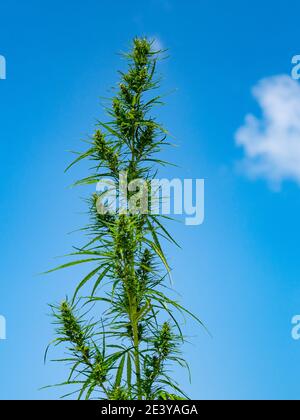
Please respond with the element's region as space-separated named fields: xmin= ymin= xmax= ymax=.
xmin=158 ymin=391 xmax=186 ymax=400
xmin=127 ymin=353 xmax=132 ymax=391
xmin=150 ymin=215 xmax=181 ymax=248
xmin=44 ymin=258 xmax=101 ymax=274
xmin=72 ymin=265 xmax=104 ymax=304
xmin=65 ymin=148 xmax=95 ymax=172
xmin=91 ymin=266 xmax=111 ymax=297
xmin=115 ymin=354 xmax=126 ymax=389
xmin=143 ymin=238 xmax=171 ymax=274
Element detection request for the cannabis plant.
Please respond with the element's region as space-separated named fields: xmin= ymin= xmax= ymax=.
xmin=46 ymin=38 xmax=203 ymax=400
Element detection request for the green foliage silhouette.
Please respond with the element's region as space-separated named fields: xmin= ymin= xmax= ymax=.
xmin=46 ymin=38 xmax=204 ymax=400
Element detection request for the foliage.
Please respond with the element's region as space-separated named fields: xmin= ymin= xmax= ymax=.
xmin=46 ymin=38 xmax=203 ymax=400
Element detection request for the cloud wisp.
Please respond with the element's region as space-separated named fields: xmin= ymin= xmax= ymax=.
xmin=235 ymin=75 xmax=300 ymax=189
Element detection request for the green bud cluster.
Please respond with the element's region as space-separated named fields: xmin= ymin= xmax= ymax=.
xmin=60 ymin=301 xmax=87 ymax=351
xmin=94 ymin=130 xmax=119 ymax=173
xmin=155 ymin=322 xmax=173 ymax=359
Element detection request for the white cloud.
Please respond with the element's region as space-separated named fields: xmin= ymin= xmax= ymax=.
xmin=235 ymin=75 xmax=300 ymax=188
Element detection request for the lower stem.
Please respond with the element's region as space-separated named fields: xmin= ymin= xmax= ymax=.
xmin=128 ymin=297 xmax=142 ymax=399
xmin=132 ymin=314 xmax=142 ymax=399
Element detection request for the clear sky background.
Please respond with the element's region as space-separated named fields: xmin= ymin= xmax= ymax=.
xmin=1 ymin=0 xmax=300 ymax=400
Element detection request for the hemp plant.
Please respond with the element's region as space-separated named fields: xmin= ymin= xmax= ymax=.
xmin=46 ymin=38 xmax=203 ymax=400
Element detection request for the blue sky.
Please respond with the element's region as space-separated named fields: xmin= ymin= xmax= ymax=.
xmin=1 ymin=0 xmax=300 ymax=400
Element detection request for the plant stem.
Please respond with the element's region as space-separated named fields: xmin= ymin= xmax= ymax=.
xmin=132 ymin=307 xmax=142 ymax=399
xmin=127 ymin=286 xmax=142 ymax=399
